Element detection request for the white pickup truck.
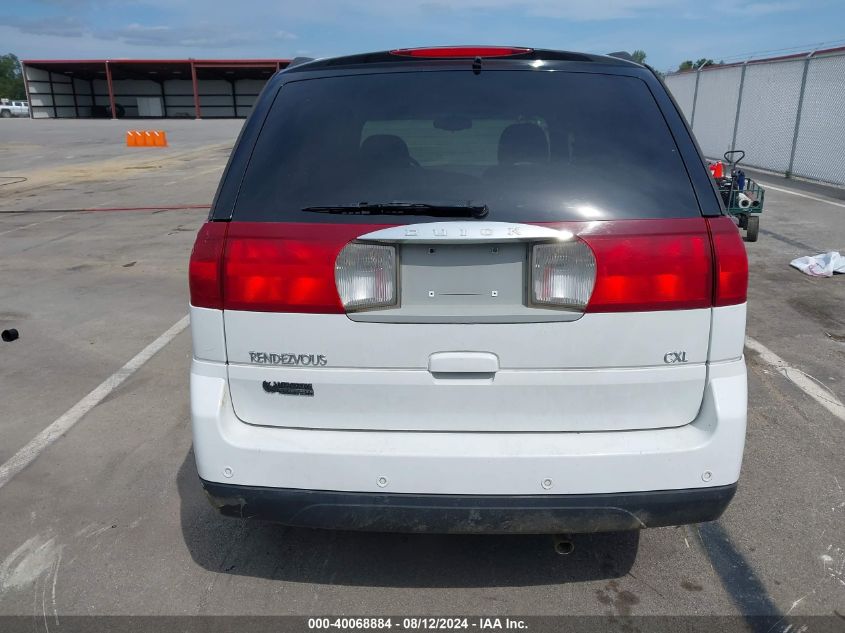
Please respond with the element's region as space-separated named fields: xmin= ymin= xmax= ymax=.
xmin=0 ymin=100 xmax=29 ymax=118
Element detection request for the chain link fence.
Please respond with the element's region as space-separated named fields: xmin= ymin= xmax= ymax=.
xmin=664 ymin=49 xmax=845 ymax=186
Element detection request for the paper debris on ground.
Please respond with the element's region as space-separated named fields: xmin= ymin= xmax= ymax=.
xmin=790 ymin=251 xmax=845 ymax=277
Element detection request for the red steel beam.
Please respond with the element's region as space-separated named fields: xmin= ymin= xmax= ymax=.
xmin=190 ymin=59 xmax=202 ymax=119
xmin=193 ymin=63 xmax=279 ymax=69
xmin=105 ymin=61 xmax=117 ymax=119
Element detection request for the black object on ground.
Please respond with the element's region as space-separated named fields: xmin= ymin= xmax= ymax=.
xmin=2 ymin=328 xmax=19 ymax=342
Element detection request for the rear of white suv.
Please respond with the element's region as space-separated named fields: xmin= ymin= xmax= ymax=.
xmin=189 ymin=47 xmax=748 ymax=533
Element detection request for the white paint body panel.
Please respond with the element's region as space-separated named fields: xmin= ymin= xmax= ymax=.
xmin=228 ymin=363 xmax=706 ymax=432
xmin=223 ymin=309 xmax=712 ymax=369
xmin=190 ymin=302 xmax=748 ymax=493
xmin=222 ymin=308 xmax=712 ymax=431
xmin=191 ymin=357 xmax=747 ymax=495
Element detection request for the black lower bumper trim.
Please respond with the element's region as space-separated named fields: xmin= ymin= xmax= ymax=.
xmin=200 ymin=480 xmax=737 ymax=534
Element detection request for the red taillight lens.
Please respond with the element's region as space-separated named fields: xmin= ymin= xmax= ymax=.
xmin=221 ymin=223 xmax=390 ymax=313
xmin=390 ymin=46 xmax=533 ymax=58
xmin=576 ymin=219 xmax=714 ymax=313
xmin=195 ymin=218 xmax=746 ymax=314
xmin=707 ymin=216 xmax=748 ymax=306
xmin=189 ymin=222 xmax=227 ymax=309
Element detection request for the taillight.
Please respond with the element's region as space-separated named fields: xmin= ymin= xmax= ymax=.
xmin=220 ymin=223 xmax=390 ymax=313
xmin=390 ymin=46 xmax=533 ymax=58
xmin=195 ymin=218 xmax=746 ymax=315
xmin=335 ymin=243 xmax=397 ymax=311
xmin=707 ymin=216 xmax=748 ymax=306
xmin=224 ymin=235 xmax=343 ymax=313
xmin=576 ymin=219 xmax=714 ymax=313
xmin=189 ymin=222 xmax=227 ymax=309
xmin=530 ymin=241 xmax=596 ymax=310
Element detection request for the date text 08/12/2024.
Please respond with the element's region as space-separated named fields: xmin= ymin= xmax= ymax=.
xmin=308 ymin=617 xmax=528 ymax=630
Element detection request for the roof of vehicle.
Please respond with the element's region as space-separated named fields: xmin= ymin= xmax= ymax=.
xmin=282 ymin=47 xmax=643 ymax=73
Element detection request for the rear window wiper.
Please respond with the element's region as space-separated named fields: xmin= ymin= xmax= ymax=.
xmin=301 ymin=202 xmax=489 ymax=219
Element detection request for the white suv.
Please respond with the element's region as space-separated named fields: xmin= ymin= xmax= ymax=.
xmin=189 ymin=47 xmax=748 ymax=533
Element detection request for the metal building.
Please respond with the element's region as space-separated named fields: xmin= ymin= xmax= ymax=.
xmin=21 ymin=58 xmax=290 ymax=119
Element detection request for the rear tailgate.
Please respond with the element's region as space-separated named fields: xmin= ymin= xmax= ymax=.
xmin=222 ymin=218 xmax=714 ymax=432
xmin=198 ymin=64 xmax=744 ymax=433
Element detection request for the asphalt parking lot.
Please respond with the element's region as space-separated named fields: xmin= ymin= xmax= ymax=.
xmin=0 ymin=118 xmax=843 ymax=626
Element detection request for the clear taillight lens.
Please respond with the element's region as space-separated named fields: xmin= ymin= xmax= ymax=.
xmin=335 ymin=243 xmax=397 ymax=311
xmin=531 ymin=241 xmax=596 ymax=310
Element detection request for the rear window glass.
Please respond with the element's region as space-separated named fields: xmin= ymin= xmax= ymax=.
xmin=233 ymin=71 xmax=700 ymax=222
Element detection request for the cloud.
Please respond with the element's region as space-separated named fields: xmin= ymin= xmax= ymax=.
xmin=417 ymin=0 xmax=682 ymax=20
xmin=34 ymin=0 xmax=684 ymax=23
xmin=1 ymin=0 xmax=830 ymax=65
xmin=262 ymin=0 xmax=684 ymax=22
xmin=719 ymin=1 xmax=799 ymax=15
xmin=2 ymin=15 xmax=87 ymax=38
xmin=8 ymin=3 xmax=299 ymax=50
xmin=28 ymin=0 xmax=108 ymax=6
xmin=99 ymin=23 xmax=269 ymax=48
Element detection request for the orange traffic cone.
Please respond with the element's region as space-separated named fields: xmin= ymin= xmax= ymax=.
xmin=126 ymin=129 xmax=168 ymax=147
xmin=709 ymin=161 xmax=724 ymax=179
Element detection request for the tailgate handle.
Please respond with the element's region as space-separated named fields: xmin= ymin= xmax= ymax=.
xmin=428 ymin=352 xmax=499 ymax=375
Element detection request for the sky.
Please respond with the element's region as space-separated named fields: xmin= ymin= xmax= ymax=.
xmin=3 ymin=0 xmax=845 ymax=72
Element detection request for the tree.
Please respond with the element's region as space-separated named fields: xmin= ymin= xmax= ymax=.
xmin=631 ymin=50 xmax=647 ymax=65
xmin=0 ymin=53 xmax=26 ymax=100
xmin=677 ymin=58 xmax=715 ymax=71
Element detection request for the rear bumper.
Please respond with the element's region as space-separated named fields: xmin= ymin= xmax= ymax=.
xmin=191 ymin=356 xmax=747 ymax=527
xmin=201 ymin=480 xmax=737 ymax=533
